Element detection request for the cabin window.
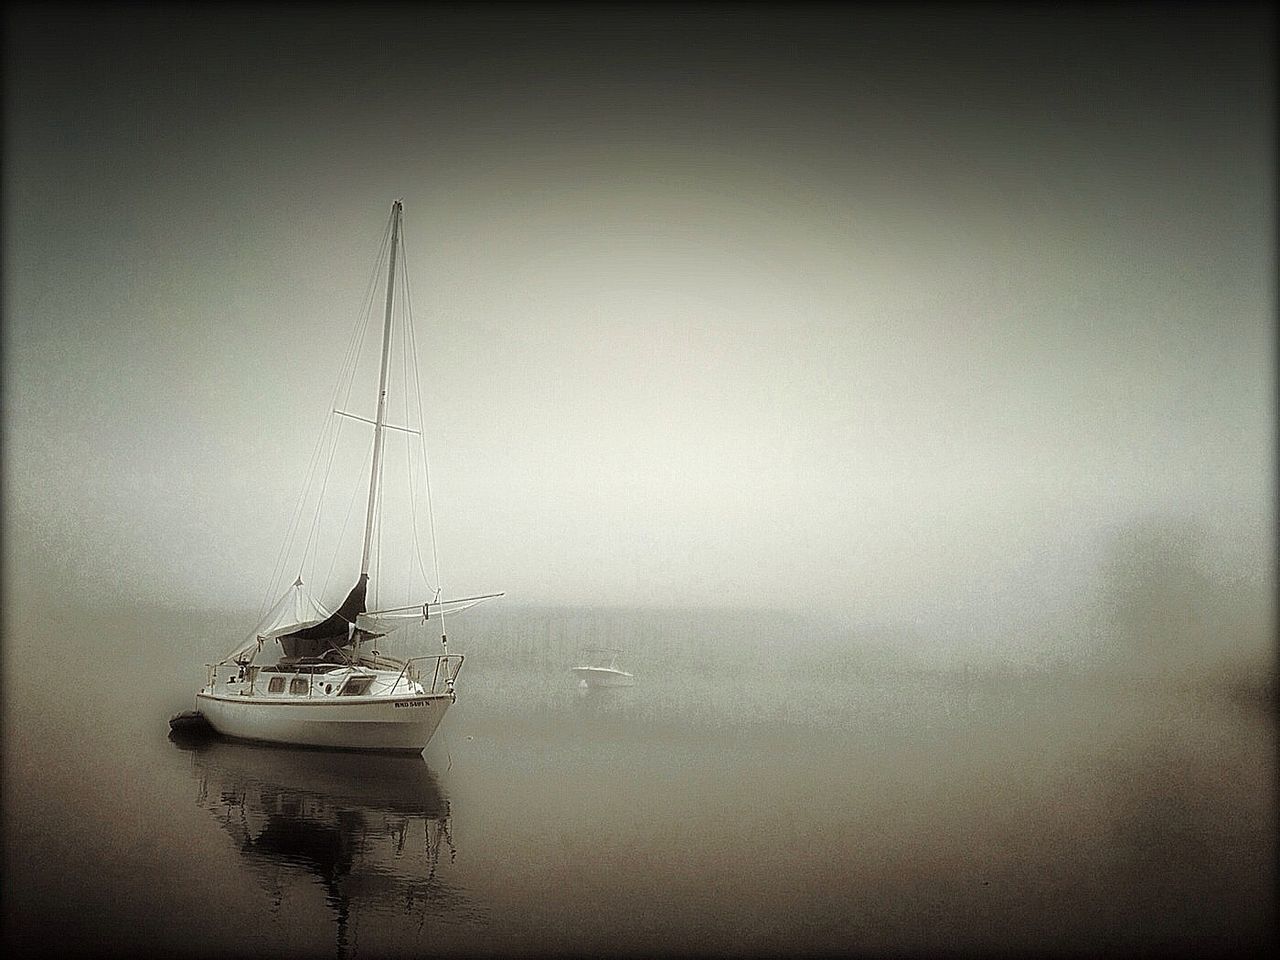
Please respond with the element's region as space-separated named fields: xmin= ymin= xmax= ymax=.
xmin=267 ymin=677 xmax=285 ymax=694
xmin=339 ymin=676 xmax=374 ymax=696
xmin=289 ymin=677 xmax=310 ymax=695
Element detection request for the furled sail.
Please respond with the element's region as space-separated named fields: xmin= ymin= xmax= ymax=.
xmin=279 ymin=575 xmax=369 ymax=659
xmin=256 ymin=578 xmax=333 ymax=638
xmin=222 ymin=578 xmax=333 ymax=663
xmin=355 ymin=592 xmax=504 ymax=638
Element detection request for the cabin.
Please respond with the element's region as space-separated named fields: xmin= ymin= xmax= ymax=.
xmin=207 ymin=660 xmax=394 ymax=700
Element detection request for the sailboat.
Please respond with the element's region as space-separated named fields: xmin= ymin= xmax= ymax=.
xmin=193 ymin=200 xmax=500 ymax=753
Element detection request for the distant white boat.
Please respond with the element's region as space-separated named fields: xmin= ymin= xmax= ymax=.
xmin=571 ymin=648 xmax=636 ymax=688
xmin=193 ymin=201 xmax=501 ymax=753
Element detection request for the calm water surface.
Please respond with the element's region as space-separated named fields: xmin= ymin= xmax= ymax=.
xmin=2 ymin=605 xmax=1274 ymax=957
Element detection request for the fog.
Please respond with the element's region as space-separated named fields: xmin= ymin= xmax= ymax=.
xmin=3 ymin=5 xmax=1274 ymax=676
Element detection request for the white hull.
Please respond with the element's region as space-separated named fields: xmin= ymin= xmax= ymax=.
xmin=571 ymin=666 xmax=635 ymax=688
xmin=196 ymin=691 xmax=453 ymax=753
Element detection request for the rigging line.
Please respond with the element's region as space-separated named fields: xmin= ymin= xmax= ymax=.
xmin=297 ymin=212 xmax=394 ymax=584
xmin=259 ymin=209 xmax=395 ymax=617
xmin=292 ymin=208 xmax=392 ymax=594
xmin=296 ymin=411 xmax=345 ymax=592
xmin=299 ymin=238 xmax=388 ymax=592
xmin=396 ymin=223 xmax=442 ymax=627
xmin=258 ymin=392 xmax=348 ymax=619
xmin=399 ymin=222 xmax=444 ymax=600
xmin=390 ymin=273 xmax=410 ymax=603
xmin=402 ymin=333 xmax=432 ymax=594
xmin=272 ymin=210 xmax=392 ymax=594
xmin=402 ymin=233 xmax=447 ymax=644
xmin=396 ymin=312 xmax=419 ymax=605
xmin=321 ymin=429 xmax=377 ymax=601
xmin=397 ymin=328 xmax=411 ymax=602
xmin=299 ymin=338 xmax=361 ymax=583
xmin=373 ymin=415 xmax=388 ymax=610
xmin=257 ymin=413 xmax=327 ymax=622
xmin=372 ymin=266 xmax=403 ymax=611
xmin=399 ymin=256 xmax=438 ymax=599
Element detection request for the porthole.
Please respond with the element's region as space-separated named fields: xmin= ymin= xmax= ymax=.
xmin=325 ymin=684 xmax=332 ymax=694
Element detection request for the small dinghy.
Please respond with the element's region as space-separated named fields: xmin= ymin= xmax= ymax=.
xmin=168 ymin=710 xmax=216 ymax=737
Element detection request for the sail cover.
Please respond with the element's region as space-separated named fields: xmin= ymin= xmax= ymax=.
xmin=279 ymin=574 xmax=369 ymax=658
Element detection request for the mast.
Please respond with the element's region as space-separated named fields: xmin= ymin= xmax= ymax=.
xmin=360 ymin=200 xmax=402 ymax=577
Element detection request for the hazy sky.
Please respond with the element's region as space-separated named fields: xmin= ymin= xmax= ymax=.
xmin=4 ymin=4 xmax=1274 ymax=627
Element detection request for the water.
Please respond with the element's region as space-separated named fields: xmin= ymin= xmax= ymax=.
xmin=2 ymin=604 xmax=1274 ymax=957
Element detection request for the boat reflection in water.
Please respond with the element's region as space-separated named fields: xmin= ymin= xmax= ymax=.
xmin=171 ymin=733 xmax=471 ymax=957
